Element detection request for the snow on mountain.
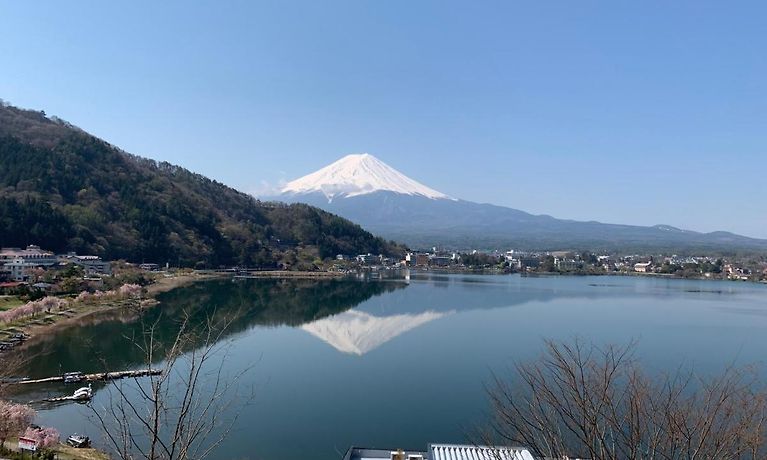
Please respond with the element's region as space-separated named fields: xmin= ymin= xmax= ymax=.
xmin=281 ymin=153 xmax=453 ymax=201
xmin=272 ymin=154 xmax=767 ymax=251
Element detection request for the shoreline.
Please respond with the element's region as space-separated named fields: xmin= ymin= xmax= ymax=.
xmin=4 ymin=270 xmax=347 ymax=351
xmin=2 ymin=272 xmax=225 ymax=351
xmin=145 ymin=271 xmax=227 ymax=295
xmin=408 ymin=266 xmax=766 ymax=284
xmin=231 ymin=270 xmax=346 ymax=279
xmin=5 ymin=268 xmax=761 ymax=349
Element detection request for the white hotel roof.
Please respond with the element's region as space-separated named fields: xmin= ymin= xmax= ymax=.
xmin=429 ymin=444 xmax=535 ymax=460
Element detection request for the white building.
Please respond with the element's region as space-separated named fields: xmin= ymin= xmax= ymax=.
xmin=555 ymin=258 xmax=582 ymax=271
xmin=356 ymin=254 xmax=381 ymax=265
xmin=0 ymin=245 xmax=58 ymax=281
xmin=634 ymin=262 xmax=652 ymax=273
xmin=0 ymin=245 xmax=57 ymax=265
xmin=58 ymin=252 xmax=112 ymax=275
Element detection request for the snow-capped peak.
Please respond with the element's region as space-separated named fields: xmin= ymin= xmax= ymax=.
xmin=281 ymin=153 xmax=453 ymax=200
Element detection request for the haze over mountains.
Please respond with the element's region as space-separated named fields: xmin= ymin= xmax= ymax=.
xmin=275 ymin=154 xmax=767 ymax=252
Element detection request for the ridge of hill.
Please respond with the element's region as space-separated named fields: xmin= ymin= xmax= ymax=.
xmin=0 ymin=102 xmax=404 ymax=268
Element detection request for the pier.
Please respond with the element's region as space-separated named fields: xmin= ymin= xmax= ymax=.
xmin=11 ymin=368 xmax=162 ymax=385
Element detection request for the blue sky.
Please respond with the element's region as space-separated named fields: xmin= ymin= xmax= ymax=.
xmin=1 ymin=1 xmax=765 ymax=237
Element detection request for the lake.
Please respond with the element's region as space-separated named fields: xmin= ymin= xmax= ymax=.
xmin=12 ymin=273 xmax=767 ymax=459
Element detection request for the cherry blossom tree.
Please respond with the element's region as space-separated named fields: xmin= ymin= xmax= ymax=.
xmin=0 ymin=284 xmax=146 ymax=326
xmin=0 ymin=296 xmax=69 ymax=324
xmin=118 ymin=283 xmax=142 ymax=298
xmin=17 ymin=303 xmax=35 ymax=319
xmin=39 ymin=296 xmax=66 ymax=313
xmin=0 ymin=401 xmax=35 ymax=444
xmin=75 ymin=290 xmax=93 ymax=303
xmin=23 ymin=426 xmax=60 ymax=449
xmin=0 ymin=303 xmax=33 ymax=324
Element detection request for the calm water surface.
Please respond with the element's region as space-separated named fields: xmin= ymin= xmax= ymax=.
xmin=12 ymin=273 xmax=767 ymax=459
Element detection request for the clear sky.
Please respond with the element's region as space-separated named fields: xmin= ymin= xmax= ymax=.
xmin=1 ymin=1 xmax=765 ymax=237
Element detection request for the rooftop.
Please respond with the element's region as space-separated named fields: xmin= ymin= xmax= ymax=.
xmin=344 ymin=447 xmax=426 ymax=460
xmin=430 ymin=444 xmax=534 ymax=460
xmin=0 ymin=245 xmax=54 ymax=257
xmin=344 ymin=444 xmax=535 ymax=460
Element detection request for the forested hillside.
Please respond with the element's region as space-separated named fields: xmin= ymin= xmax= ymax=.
xmin=0 ymin=102 xmax=404 ymax=267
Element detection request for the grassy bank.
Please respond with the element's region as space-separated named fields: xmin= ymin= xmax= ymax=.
xmin=2 ymin=269 xmax=352 ymax=351
xmin=0 ymin=272 xmax=225 ymax=350
xmin=0 ymin=295 xmax=24 ymax=311
xmin=2 ymin=438 xmax=108 ymax=460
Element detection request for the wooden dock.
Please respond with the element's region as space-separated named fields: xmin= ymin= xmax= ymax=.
xmin=44 ymin=394 xmax=88 ymax=402
xmin=12 ymin=368 xmax=162 ymax=385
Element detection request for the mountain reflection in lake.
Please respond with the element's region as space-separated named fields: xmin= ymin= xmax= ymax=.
xmin=20 ymin=277 xmax=407 ymax=377
xmin=16 ymin=274 xmax=767 ymax=460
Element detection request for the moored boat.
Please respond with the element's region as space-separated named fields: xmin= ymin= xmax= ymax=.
xmin=63 ymin=371 xmax=84 ymax=383
xmin=72 ymin=384 xmax=93 ymax=400
xmin=66 ymin=434 xmax=90 ymax=448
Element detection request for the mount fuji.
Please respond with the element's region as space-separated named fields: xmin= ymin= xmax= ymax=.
xmin=272 ymin=154 xmax=767 ymax=252
xmin=281 ymin=153 xmax=452 ymax=201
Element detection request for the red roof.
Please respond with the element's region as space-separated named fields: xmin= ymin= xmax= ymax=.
xmin=0 ymin=282 xmax=24 ymax=288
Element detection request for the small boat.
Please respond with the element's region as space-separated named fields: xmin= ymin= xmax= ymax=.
xmin=72 ymin=384 xmax=93 ymax=401
xmin=43 ymin=384 xmax=93 ymax=403
xmin=63 ymin=371 xmax=84 ymax=383
xmin=66 ymin=434 xmax=90 ymax=448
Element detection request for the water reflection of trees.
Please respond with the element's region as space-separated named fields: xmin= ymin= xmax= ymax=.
xmin=157 ymin=278 xmax=406 ymax=327
xmin=20 ymin=278 xmax=407 ymax=379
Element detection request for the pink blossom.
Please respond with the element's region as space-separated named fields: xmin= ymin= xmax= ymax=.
xmin=0 ymin=303 xmax=33 ymax=324
xmin=23 ymin=426 xmax=60 ymax=449
xmin=39 ymin=296 xmax=67 ymax=313
xmin=118 ymin=283 xmax=142 ymax=298
xmin=0 ymin=400 xmax=35 ymax=442
xmin=17 ymin=303 xmax=35 ymax=318
xmin=0 ymin=297 xmax=69 ymax=324
xmin=30 ymin=299 xmax=44 ymax=316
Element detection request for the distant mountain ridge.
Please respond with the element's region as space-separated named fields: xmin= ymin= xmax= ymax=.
xmin=275 ymin=154 xmax=767 ymax=253
xmin=0 ymin=102 xmax=405 ymax=267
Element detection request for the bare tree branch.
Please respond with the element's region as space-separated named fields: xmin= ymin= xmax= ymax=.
xmin=90 ymin=308 xmax=256 ymax=460
xmin=480 ymin=338 xmax=767 ymax=460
